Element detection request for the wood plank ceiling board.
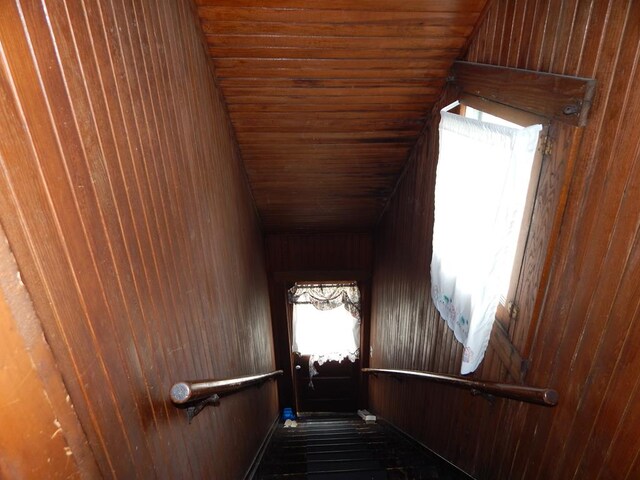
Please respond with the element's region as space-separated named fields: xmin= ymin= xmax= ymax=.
xmin=196 ymin=0 xmax=489 ymax=232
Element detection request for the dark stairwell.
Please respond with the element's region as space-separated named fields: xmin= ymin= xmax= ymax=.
xmin=253 ymin=414 xmax=473 ymax=480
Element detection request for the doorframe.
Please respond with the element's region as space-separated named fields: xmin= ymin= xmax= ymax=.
xmin=273 ymin=270 xmax=371 ymax=413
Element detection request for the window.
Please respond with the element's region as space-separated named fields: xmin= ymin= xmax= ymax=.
xmin=430 ymin=99 xmax=546 ymax=374
xmin=291 ymin=303 xmax=360 ymax=358
xmin=288 ymin=282 xmax=361 ymax=362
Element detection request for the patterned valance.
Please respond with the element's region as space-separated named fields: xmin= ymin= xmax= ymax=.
xmin=288 ymin=283 xmax=360 ymax=321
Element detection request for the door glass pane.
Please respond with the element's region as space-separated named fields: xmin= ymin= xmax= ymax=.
xmin=292 ymin=303 xmax=360 ymax=359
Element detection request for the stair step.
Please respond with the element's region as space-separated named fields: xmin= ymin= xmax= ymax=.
xmin=307 ymin=471 xmax=388 ymax=480
xmin=273 ymin=440 xmax=387 ymax=451
xmin=276 ymin=431 xmax=381 ymax=437
xmin=254 ymin=414 xmax=473 ymax=480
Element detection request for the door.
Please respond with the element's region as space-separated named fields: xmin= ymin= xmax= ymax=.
xmin=293 ymin=353 xmax=360 ymax=412
xmin=288 ymin=283 xmax=361 ymax=413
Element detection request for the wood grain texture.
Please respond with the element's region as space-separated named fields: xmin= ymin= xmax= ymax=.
xmin=265 ymin=234 xmax=374 ymax=411
xmin=0 ymin=0 xmax=276 ymax=478
xmin=452 ymin=60 xmax=596 ymax=125
xmin=0 ymin=223 xmax=100 ymax=479
xmin=197 ymin=0 xmax=488 ymax=232
xmin=370 ymin=1 xmax=640 ymax=479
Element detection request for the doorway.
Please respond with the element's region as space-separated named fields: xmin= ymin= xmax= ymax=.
xmin=288 ymin=282 xmax=361 ymax=413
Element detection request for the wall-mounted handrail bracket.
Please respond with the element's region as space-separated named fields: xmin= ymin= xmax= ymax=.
xmin=470 ymin=388 xmax=495 ymax=406
xmin=180 ymin=394 xmax=220 ymax=424
xmin=170 ymin=370 xmax=283 ymax=423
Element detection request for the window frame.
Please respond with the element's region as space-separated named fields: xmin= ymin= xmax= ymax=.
xmin=444 ymin=61 xmax=595 ymax=381
xmin=435 ymin=95 xmax=549 ymax=376
xmin=457 ymin=94 xmax=550 ymax=326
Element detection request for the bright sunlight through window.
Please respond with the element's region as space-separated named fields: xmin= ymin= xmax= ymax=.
xmin=431 ymin=102 xmax=543 ymax=374
xmin=292 ymin=303 xmax=360 ymax=358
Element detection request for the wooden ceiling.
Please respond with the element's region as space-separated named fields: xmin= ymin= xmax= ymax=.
xmin=195 ymin=0 xmax=488 ymax=232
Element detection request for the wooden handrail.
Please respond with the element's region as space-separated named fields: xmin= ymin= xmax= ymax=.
xmin=363 ymin=368 xmax=558 ymax=406
xmin=170 ymin=370 xmax=283 ymax=405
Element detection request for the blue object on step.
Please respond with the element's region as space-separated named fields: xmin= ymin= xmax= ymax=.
xmin=282 ymin=408 xmax=295 ymax=420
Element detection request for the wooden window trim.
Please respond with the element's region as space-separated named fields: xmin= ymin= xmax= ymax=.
xmin=451 ymin=61 xmax=596 ymax=127
xmin=459 ymin=93 xmax=549 ymax=127
xmin=448 ymin=62 xmax=595 ymax=383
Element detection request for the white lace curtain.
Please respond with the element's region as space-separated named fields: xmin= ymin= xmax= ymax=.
xmin=288 ymin=284 xmax=361 ymax=384
xmin=288 ymin=283 xmax=360 ymax=320
xmin=431 ymin=110 xmax=542 ymax=374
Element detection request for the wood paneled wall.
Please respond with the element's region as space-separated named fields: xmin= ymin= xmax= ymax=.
xmin=369 ymin=1 xmax=640 ymax=479
xmin=265 ymin=233 xmax=373 ymax=409
xmin=0 ymin=1 xmax=276 ymax=478
xmin=0 ymin=222 xmax=101 ymax=479
xmin=266 ymin=233 xmax=374 ymax=273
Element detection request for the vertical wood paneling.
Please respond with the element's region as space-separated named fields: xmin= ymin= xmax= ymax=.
xmin=266 ymin=233 xmax=374 ymax=274
xmin=0 ymin=1 xmax=277 ymax=478
xmin=370 ymin=1 xmax=640 ymax=478
xmin=265 ymin=233 xmax=374 ymax=409
xmin=0 ymin=222 xmax=101 ymax=479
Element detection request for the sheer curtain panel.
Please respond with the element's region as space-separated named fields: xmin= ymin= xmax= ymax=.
xmin=431 ymin=110 xmax=542 ymax=374
xmin=289 ymin=283 xmax=361 ymax=384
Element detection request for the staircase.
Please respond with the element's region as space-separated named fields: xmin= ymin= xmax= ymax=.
xmin=254 ymin=414 xmax=472 ymax=479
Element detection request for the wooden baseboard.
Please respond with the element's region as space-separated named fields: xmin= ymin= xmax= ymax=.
xmin=243 ymin=413 xmax=280 ymax=480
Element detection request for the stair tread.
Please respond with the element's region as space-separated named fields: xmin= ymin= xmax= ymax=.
xmin=254 ymin=414 xmax=472 ymax=479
